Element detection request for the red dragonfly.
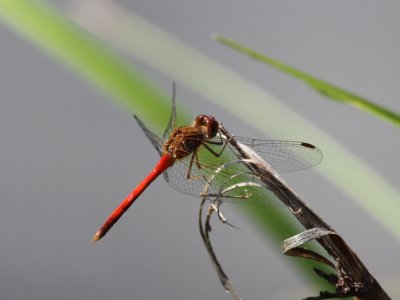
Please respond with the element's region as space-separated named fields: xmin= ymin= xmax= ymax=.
xmin=92 ymin=90 xmax=322 ymax=242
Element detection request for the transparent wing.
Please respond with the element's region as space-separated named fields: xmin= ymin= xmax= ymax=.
xmin=135 ymin=110 xmax=322 ymax=207
xmin=233 ymin=137 xmax=323 ymax=173
xmin=135 ymin=82 xmax=177 ymax=154
xmin=134 ymin=115 xmax=163 ymax=155
xmin=163 ymin=135 xmax=322 ymax=206
xmin=162 ymin=82 xmax=177 ymax=142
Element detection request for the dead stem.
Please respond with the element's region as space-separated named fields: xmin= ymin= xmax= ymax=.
xmin=198 ymin=195 xmax=241 ymax=300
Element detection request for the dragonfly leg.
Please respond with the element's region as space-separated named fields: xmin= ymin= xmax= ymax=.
xmin=186 ymin=151 xmax=209 ymax=181
xmin=201 ymin=133 xmax=231 ymax=157
xmin=186 ymin=150 xmax=207 ymax=177
xmin=195 ymin=151 xmax=202 ymax=169
xmin=186 ymin=151 xmax=197 ymax=179
xmin=186 ymin=133 xmax=232 ymax=181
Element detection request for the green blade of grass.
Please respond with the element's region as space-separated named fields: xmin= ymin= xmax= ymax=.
xmin=215 ymin=35 xmax=400 ymax=127
xmin=0 ymin=0 xmax=188 ymax=130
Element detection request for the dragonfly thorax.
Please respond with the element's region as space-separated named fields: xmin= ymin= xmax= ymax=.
xmin=163 ymin=115 xmax=219 ymax=160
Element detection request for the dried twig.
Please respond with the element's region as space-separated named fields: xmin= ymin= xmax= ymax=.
xmin=199 ymin=186 xmax=242 ymax=300
xmin=217 ymin=124 xmax=390 ymax=299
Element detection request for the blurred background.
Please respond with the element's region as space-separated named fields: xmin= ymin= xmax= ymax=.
xmin=1 ymin=1 xmax=399 ymax=299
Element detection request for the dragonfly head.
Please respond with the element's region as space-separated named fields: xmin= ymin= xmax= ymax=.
xmin=194 ymin=115 xmax=219 ymax=139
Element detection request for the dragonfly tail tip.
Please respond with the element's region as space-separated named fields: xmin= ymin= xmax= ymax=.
xmin=91 ymin=231 xmax=102 ymax=243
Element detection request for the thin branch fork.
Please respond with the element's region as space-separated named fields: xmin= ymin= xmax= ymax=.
xmin=198 ymin=196 xmax=242 ymax=300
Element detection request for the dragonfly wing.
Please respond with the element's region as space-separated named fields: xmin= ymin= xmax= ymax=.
xmin=162 ymin=82 xmax=177 ymax=142
xmin=207 ymin=169 xmax=284 ymax=207
xmin=134 ymin=115 xmax=163 ymax=156
xmin=163 ymin=134 xmax=285 ymax=206
xmin=233 ymin=137 xmax=323 ymax=173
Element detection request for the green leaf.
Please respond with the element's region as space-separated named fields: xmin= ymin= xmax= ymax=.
xmin=0 ymin=0 xmax=187 ymax=130
xmin=215 ymin=34 xmax=400 ymax=127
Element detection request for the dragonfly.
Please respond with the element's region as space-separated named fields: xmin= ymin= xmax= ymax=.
xmin=92 ymin=90 xmax=322 ymax=243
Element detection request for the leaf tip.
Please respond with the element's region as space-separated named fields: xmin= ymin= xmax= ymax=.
xmin=210 ymin=32 xmax=222 ymax=41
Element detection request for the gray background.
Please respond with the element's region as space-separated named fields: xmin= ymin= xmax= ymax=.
xmin=1 ymin=1 xmax=399 ymax=299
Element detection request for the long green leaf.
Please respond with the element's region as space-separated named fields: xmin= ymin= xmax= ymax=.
xmin=0 ymin=0 xmax=181 ymax=130
xmin=215 ymin=35 xmax=400 ymax=127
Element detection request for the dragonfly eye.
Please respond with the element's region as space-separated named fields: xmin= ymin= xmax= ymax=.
xmin=195 ymin=115 xmax=219 ymax=138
